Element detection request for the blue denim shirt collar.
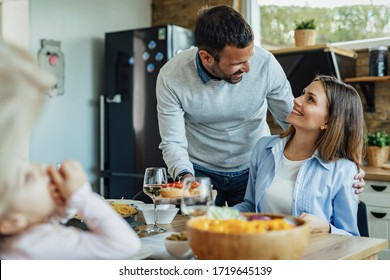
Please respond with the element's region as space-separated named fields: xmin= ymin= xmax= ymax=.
xmin=196 ymin=51 xmax=221 ymax=84
xmin=267 ymin=135 xmax=331 ymax=170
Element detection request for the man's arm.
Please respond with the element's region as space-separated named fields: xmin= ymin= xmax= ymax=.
xmin=156 ymin=72 xmax=194 ymax=180
xmin=265 ymin=54 xmax=294 ymax=131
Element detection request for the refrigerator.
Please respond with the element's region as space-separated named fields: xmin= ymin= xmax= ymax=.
xmin=100 ymin=25 xmax=194 ymax=199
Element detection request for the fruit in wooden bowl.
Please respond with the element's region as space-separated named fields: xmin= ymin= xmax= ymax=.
xmin=186 ymin=211 xmax=310 ymax=260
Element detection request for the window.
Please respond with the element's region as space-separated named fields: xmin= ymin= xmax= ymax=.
xmin=255 ymin=0 xmax=390 ymax=50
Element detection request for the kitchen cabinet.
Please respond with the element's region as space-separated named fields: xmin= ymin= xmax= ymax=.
xmin=344 ymin=75 xmax=390 ymax=112
xmin=271 ymin=44 xmax=357 ymax=97
xmin=359 ymin=174 xmax=390 ymax=259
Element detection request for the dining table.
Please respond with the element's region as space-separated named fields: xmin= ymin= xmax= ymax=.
xmin=137 ymin=214 xmax=388 ymax=260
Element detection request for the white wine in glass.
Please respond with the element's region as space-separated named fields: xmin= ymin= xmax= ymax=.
xmin=181 ymin=176 xmax=213 ymax=217
xmin=143 ymin=167 xmax=167 ymax=233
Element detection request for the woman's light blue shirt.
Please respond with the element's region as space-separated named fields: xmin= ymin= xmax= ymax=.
xmin=234 ymin=135 xmax=360 ymax=236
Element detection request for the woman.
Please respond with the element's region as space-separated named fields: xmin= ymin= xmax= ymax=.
xmin=234 ymin=75 xmax=365 ymax=236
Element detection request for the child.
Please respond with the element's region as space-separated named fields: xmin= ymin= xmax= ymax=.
xmin=0 ymin=40 xmax=56 ymax=217
xmin=0 ymin=41 xmax=141 ymax=259
xmin=0 ymin=160 xmax=141 ymax=259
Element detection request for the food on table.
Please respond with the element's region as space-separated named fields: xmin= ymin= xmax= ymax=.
xmin=159 ymin=186 xmax=182 ymax=198
xmin=206 ymin=205 xmax=244 ymax=220
xmin=247 ymin=214 xmax=272 ymax=221
xmin=186 ymin=206 xmax=309 ymax=260
xmin=190 ymin=217 xmax=293 ymax=234
xmin=192 ymin=206 xmax=294 ymax=233
xmin=108 ymin=201 xmax=138 ymax=217
xmin=158 ymin=181 xmax=199 ymax=198
xmin=166 ymin=232 xmax=188 ymax=241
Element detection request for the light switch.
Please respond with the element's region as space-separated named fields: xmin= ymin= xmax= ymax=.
xmin=37 ymin=39 xmax=64 ymax=96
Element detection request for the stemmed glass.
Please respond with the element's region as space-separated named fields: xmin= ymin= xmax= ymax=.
xmin=143 ymin=167 xmax=168 ymax=233
xmin=181 ymin=176 xmax=214 ymax=217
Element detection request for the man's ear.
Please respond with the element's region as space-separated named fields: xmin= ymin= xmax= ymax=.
xmin=0 ymin=213 xmax=28 ymax=235
xmin=198 ymin=50 xmax=214 ymax=65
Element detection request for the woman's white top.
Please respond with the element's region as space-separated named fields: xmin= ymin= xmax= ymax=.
xmin=263 ymin=155 xmax=306 ymax=214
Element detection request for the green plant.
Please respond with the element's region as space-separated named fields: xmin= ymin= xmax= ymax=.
xmin=294 ymin=19 xmax=316 ymax=30
xmin=367 ymin=131 xmax=390 ymax=147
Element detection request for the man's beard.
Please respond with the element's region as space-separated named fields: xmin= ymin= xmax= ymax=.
xmin=210 ymin=63 xmax=243 ymax=84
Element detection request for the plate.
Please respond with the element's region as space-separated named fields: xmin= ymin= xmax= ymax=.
xmin=106 ymin=199 xmax=145 ymax=205
xmin=129 ymin=244 xmax=153 ymax=260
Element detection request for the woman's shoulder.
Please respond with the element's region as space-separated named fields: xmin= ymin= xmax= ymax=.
xmin=253 ymin=135 xmax=281 ymax=151
xmin=258 ymin=135 xmax=281 ymax=144
xmin=331 ymin=158 xmax=358 ymax=170
xmin=314 ymin=157 xmax=358 ymax=177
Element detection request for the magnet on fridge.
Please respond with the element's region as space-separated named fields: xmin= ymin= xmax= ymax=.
xmin=37 ymin=39 xmax=64 ymax=96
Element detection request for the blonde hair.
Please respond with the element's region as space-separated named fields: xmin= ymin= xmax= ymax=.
xmin=281 ymin=75 xmax=366 ymax=169
xmin=0 ymin=41 xmax=57 ymax=218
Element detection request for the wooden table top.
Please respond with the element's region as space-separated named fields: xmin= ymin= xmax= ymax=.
xmin=139 ymin=215 xmax=388 ymax=260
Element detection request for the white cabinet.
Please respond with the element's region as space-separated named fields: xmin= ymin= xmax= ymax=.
xmin=360 ymin=180 xmax=390 ymax=259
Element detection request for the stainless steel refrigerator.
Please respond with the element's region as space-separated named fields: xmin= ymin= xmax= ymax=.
xmin=100 ymin=25 xmax=194 ymax=199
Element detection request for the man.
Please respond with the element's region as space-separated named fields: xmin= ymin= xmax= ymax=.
xmin=156 ymin=5 xmax=364 ymax=206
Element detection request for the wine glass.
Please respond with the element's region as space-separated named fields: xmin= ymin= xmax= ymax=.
xmin=181 ymin=176 xmax=214 ymax=217
xmin=143 ymin=167 xmax=168 ymax=233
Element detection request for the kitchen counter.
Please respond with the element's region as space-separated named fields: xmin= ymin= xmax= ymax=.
xmin=363 ymin=166 xmax=390 ymax=181
xmin=359 ymin=167 xmax=390 ymax=259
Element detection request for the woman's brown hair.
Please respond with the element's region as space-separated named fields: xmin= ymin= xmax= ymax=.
xmin=281 ymin=75 xmax=366 ymax=169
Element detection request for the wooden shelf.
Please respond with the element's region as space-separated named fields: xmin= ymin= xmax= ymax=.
xmin=344 ymin=75 xmax=390 ymax=112
xmin=271 ymin=43 xmax=358 ymax=58
xmin=345 ymin=76 xmax=390 ymax=83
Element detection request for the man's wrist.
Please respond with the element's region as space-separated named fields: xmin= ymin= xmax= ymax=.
xmin=175 ymin=170 xmax=193 ymax=182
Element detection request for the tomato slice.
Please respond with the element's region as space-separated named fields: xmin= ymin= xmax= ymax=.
xmin=165 ymin=182 xmax=182 ymax=189
xmin=190 ymin=182 xmax=199 ymax=188
xmin=165 ymin=181 xmax=199 ymax=189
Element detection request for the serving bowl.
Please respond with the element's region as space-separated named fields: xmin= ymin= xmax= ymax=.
xmin=164 ymin=232 xmax=193 ymax=259
xmin=186 ymin=213 xmax=310 ymax=260
xmin=137 ymin=204 xmax=179 ymax=224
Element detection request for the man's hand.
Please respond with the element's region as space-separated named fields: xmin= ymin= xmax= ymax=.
xmin=353 ymin=168 xmax=366 ymax=194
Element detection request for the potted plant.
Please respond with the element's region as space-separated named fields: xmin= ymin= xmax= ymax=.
xmin=294 ymin=19 xmax=317 ymax=47
xmin=365 ymin=131 xmax=390 ymax=167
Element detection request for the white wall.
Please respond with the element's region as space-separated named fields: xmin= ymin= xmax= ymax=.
xmin=0 ymin=0 xmax=29 ymax=48
xmin=29 ymin=0 xmax=152 ymax=190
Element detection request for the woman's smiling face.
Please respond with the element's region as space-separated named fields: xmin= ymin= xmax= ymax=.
xmin=287 ymin=80 xmax=329 ymax=132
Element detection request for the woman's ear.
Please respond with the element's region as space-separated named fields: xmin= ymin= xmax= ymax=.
xmin=0 ymin=213 xmax=28 ymax=235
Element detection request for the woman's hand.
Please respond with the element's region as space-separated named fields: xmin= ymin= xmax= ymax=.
xmin=298 ymin=213 xmax=330 ymax=233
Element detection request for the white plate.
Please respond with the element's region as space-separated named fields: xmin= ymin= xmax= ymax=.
xmin=129 ymin=244 xmax=153 ymax=260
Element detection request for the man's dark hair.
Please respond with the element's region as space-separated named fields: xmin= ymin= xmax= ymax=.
xmin=194 ymin=5 xmax=254 ymax=62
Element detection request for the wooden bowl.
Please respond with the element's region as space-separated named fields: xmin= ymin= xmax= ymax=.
xmin=186 ymin=213 xmax=310 ymax=260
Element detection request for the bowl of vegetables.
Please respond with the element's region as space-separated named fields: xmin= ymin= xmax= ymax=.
xmin=186 ymin=207 xmax=310 ymax=260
